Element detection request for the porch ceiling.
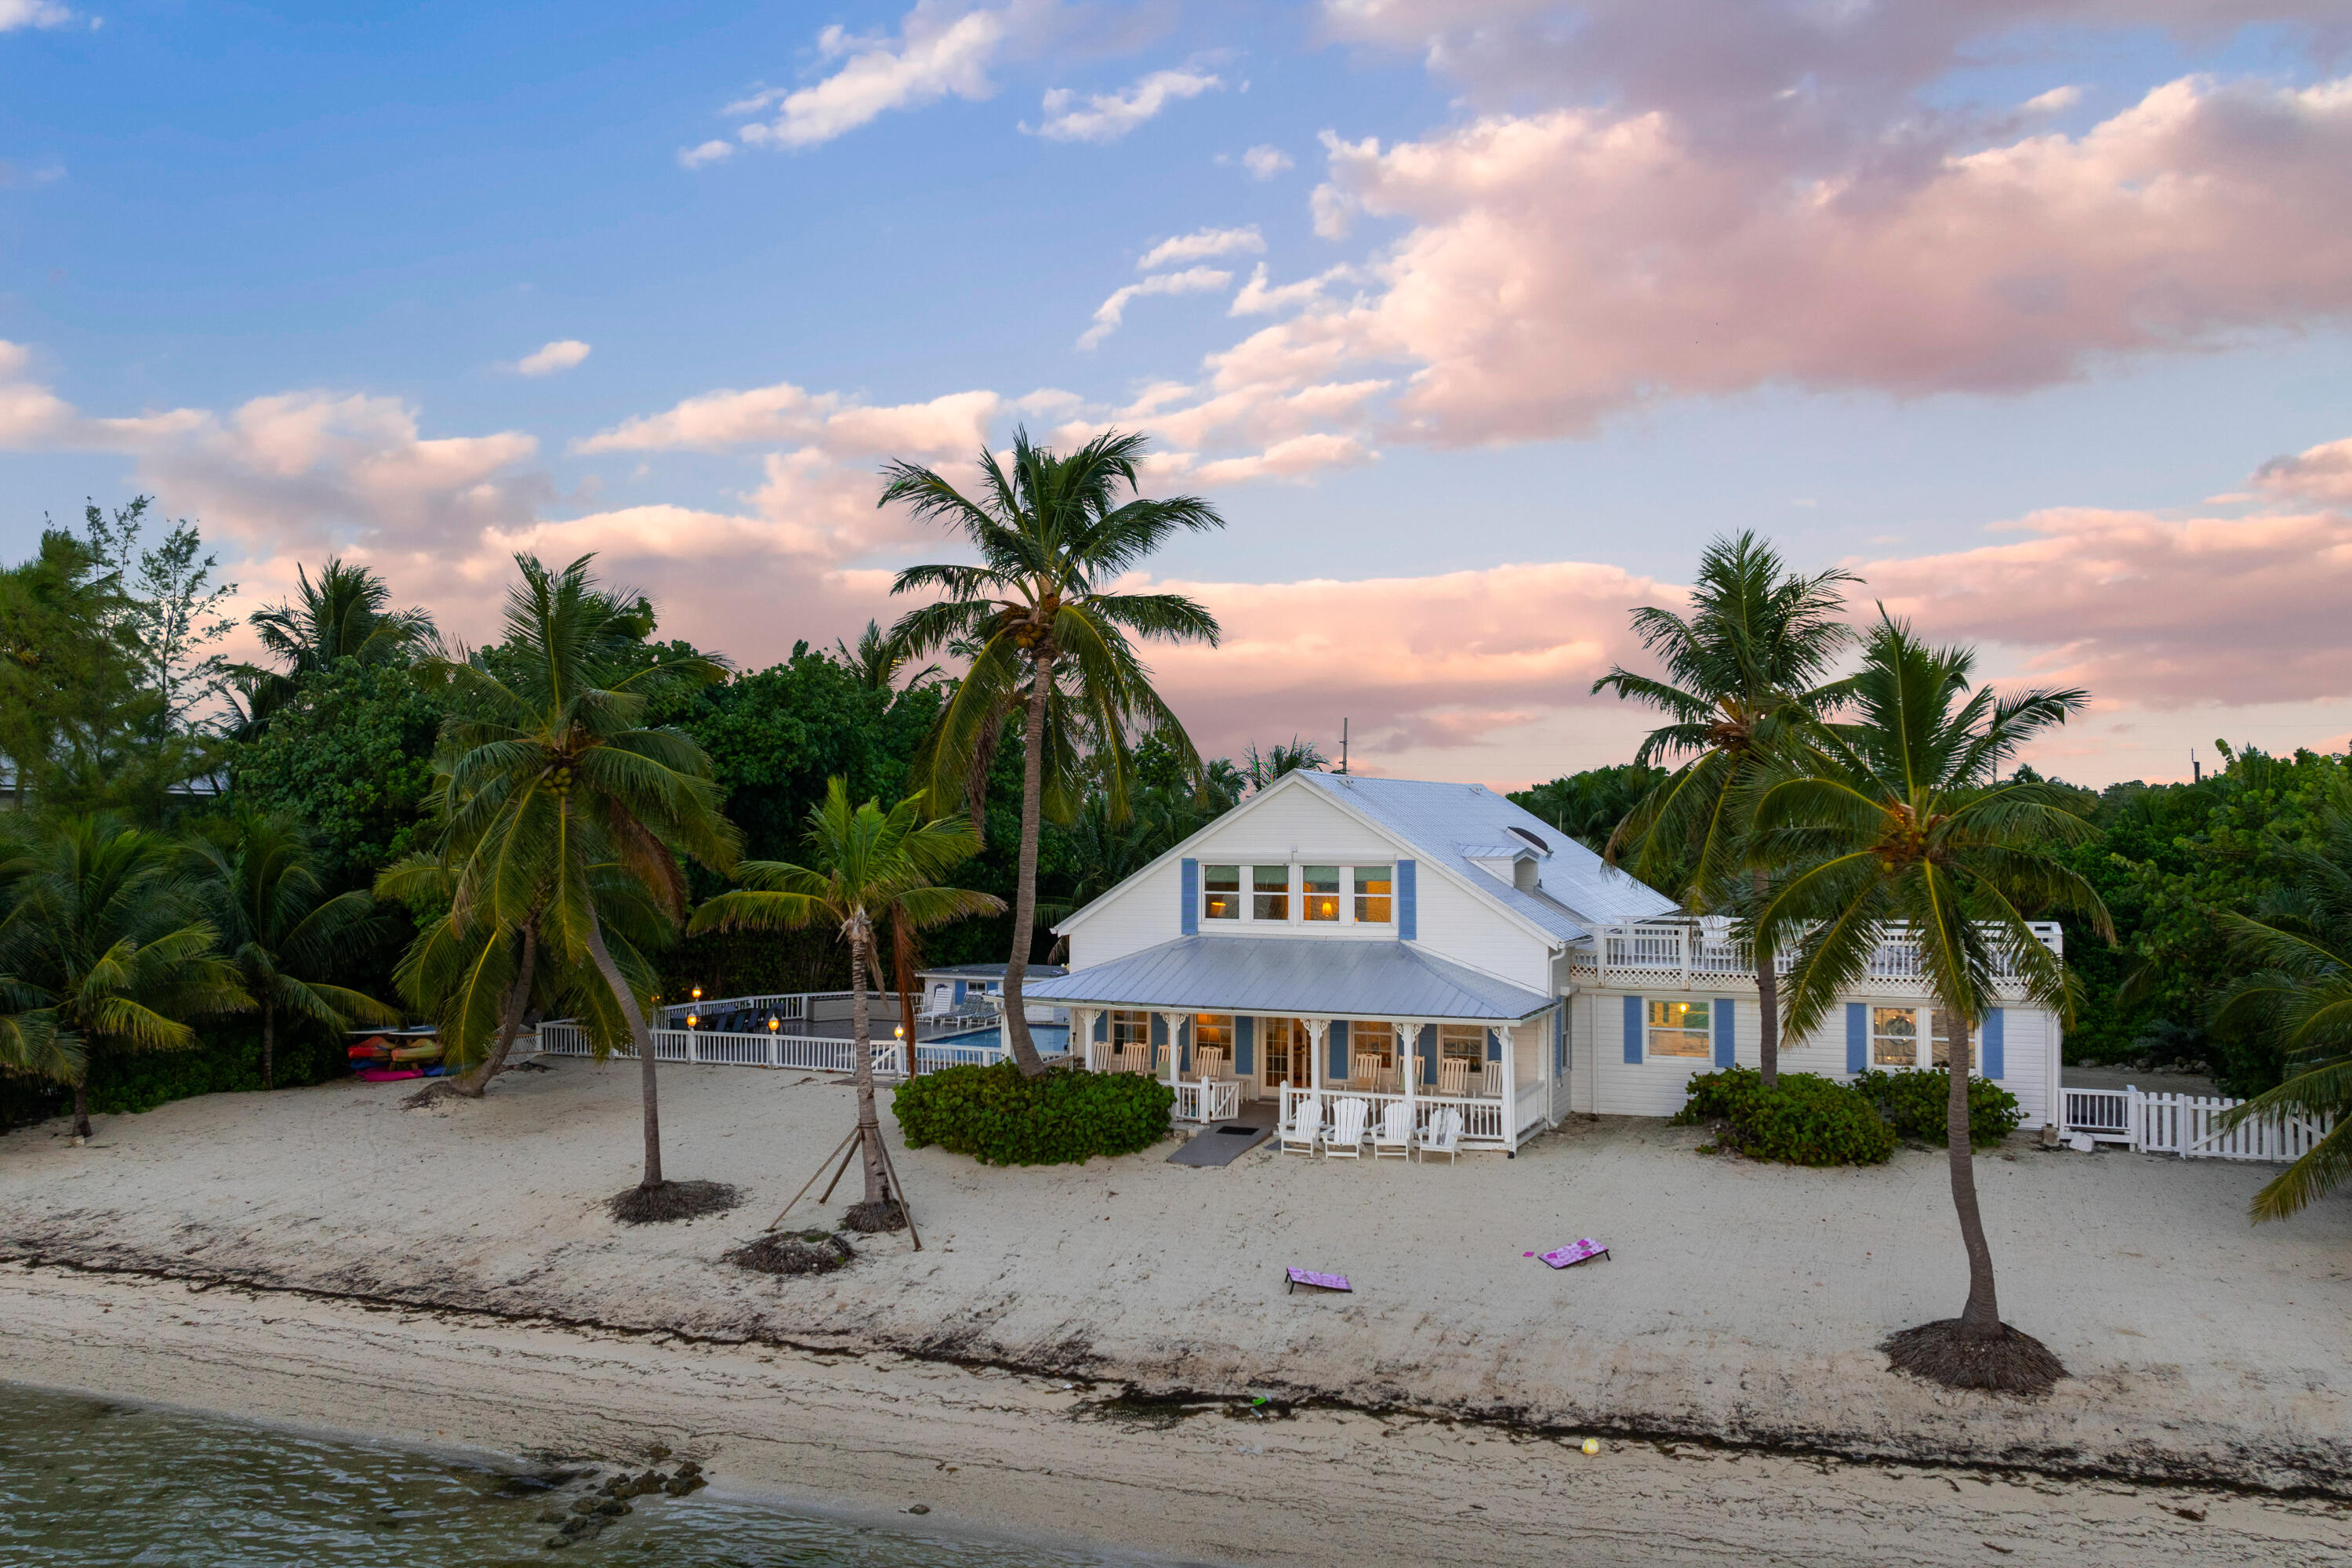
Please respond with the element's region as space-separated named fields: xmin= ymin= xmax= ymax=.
xmin=1022 ymin=936 xmax=1552 ymax=1022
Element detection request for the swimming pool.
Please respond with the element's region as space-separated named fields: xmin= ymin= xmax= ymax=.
xmin=926 ymin=1024 xmax=1070 ymax=1055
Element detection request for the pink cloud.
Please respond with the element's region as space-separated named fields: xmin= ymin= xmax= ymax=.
xmin=2254 ymin=435 xmax=2352 ymax=507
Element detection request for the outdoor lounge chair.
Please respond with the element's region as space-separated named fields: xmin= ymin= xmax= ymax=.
xmin=1326 ymin=1095 xmax=1370 ymax=1159
xmin=1279 ymin=1091 xmax=1325 ymax=1156
xmin=1438 ymin=1057 xmax=1472 ymax=1098
xmin=1372 ymin=1101 xmax=1413 ymax=1158
xmin=1416 ymin=1106 xmax=1463 ymax=1165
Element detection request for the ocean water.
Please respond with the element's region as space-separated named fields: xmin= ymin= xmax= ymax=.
xmin=0 ymin=1383 xmax=1139 ymax=1567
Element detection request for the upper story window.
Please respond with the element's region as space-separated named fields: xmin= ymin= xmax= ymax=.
xmin=1302 ymin=865 xmax=1341 ymax=921
xmin=1353 ymin=865 xmax=1392 ymax=924
xmin=1203 ymin=865 xmax=1241 ymax=920
xmin=1647 ymin=999 xmax=1711 ymax=1058
xmin=1252 ymin=865 xmax=1290 ymax=920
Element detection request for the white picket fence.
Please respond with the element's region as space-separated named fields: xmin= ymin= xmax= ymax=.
xmin=533 ymin=1021 xmax=1045 ymax=1079
xmin=2062 ymin=1085 xmax=2331 ymax=1163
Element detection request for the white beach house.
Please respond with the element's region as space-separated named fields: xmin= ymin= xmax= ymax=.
xmin=1022 ymin=771 xmax=2063 ymax=1155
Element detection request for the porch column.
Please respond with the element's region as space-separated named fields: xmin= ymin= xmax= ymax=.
xmin=1073 ymin=1007 xmax=1097 ymax=1071
xmin=1399 ymin=1020 xmax=1417 ymax=1126
xmin=1305 ymin=1018 xmax=1328 ymax=1097
xmin=1494 ymin=1022 xmax=1515 ymax=1138
xmin=1158 ymin=1011 xmax=1185 ymax=1090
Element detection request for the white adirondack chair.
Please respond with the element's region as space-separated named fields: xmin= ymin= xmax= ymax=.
xmin=1416 ymin=1106 xmax=1463 ymax=1165
xmin=1279 ymin=1090 xmax=1324 ymax=1156
xmin=1372 ymin=1100 xmax=1414 ymax=1158
xmin=1326 ymin=1096 xmax=1371 ymax=1159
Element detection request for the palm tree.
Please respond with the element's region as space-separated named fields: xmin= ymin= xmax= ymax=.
xmin=421 ymin=554 xmax=740 ymax=1193
xmin=1242 ymin=737 xmax=1326 ymax=793
xmin=833 ymin=619 xmax=940 ymax=695
xmin=2208 ymin=781 xmax=2352 ymax=1220
xmin=230 ymin=558 xmax=439 ymax=736
xmin=691 ymin=781 xmax=1001 ymax=1215
xmin=0 ymin=815 xmax=249 ymax=1138
xmin=179 ymin=809 xmax=401 ymax=1089
xmin=1751 ymin=614 xmax=2110 ymax=1392
xmin=881 ymin=427 xmax=1223 ymax=1075
xmin=1593 ymin=532 xmax=1859 ymax=1086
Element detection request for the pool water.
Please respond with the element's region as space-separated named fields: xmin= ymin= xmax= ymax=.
xmin=930 ymin=1025 xmax=1070 ymax=1054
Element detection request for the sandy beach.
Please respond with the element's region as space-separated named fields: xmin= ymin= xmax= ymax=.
xmin=4 ymin=1058 xmax=2349 ymax=1564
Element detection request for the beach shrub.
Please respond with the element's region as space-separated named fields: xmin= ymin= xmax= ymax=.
xmin=1677 ymin=1067 xmax=1894 ymax=1167
xmin=1851 ymin=1069 xmax=2025 ymax=1149
xmin=893 ymin=1062 xmax=1174 ymax=1166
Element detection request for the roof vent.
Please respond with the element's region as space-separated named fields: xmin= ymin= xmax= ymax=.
xmin=1507 ymin=826 xmax=1549 ymax=853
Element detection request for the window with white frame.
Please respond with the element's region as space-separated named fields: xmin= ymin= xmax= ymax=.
xmin=1192 ymin=1014 xmax=1233 ymax=1065
xmin=1932 ymin=1011 xmax=1965 ymax=1069
xmin=1302 ymin=865 xmax=1342 ymax=922
xmin=1109 ymin=1011 xmax=1150 ymax=1055
xmin=1871 ymin=1007 xmax=1917 ymax=1067
xmin=1252 ymin=865 xmax=1290 ymax=920
xmin=1203 ymin=864 xmax=1240 ymax=920
xmin=1647 ymin=999 xmax=1711 ymax=1058
xmin=1353 ymin=865 xmax=1392 ymax=924
xmin=1347 ymin=1020 xmax=1394 ymax=1075
xmin=1439 ymin=1024 xmax=1486 ymax=1067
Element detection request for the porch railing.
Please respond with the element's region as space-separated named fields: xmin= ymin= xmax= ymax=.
xmin=1173 ymin=1078 xmax=1242 ymax=1123
xmin=1571 ymin=918 xmax=2063 ymax=994
xmin=2063 ymin=1084 xmax=2331 ymax=1162
xmin=539 ymin=1022 xmax=910 ymax=1076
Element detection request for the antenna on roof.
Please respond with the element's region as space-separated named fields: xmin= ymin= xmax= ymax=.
xmin=1340 ymin=717 xmax=1348 ymax=775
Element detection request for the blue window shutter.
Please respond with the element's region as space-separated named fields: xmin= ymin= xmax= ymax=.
xmin=1418 ymin=1023 xmax=1436 ymax=1085
xmin=1397 ymin=860 xmax=1417 ymax=940
xmin=1486 ymin=1027 xmax=1501 ymax=1063
xmin=1179 ymin=1016 xmax=1191 ymax=1073
xmin=1623 ymin=995 xmax=1643 ymax=1064
xmin=1236 ymin=1015 xmax=1254 ymax=1076
xmin=1150 ymin=1013 xmax=1167 ymax=1051
xmin=1846 ymin=1002 xmax=1867 ymax=1075
xmin=1714 ymin=999 xmax=1736 ymax=1069
xmin=1179 ymin=859 xmax=1199 ymax=935
xmin=952 ymin=980 xmax=966 ymax=1004
xmin=1982 ymin=1009 xmax=2005 ymax=1080
xmin=1092 ymin=1011 xmax=1107 ymax=1043
xmin=1555 ymin=1005 xmax=1567 ymax=1073
xmin=1330 ymin=1019 xmax=1349 ymax=1080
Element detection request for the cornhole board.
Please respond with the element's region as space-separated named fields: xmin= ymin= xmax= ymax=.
xmin=1285 ymin=1268 xmax=1351 ymax=1294
xmin=1533 ymin=1240 xmax=1610 ymax=1269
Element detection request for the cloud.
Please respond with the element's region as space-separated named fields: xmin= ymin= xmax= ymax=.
xmin=677 ymin=139 xmax=735 ymax=169
xmin=1032 ymin=66 xmax=1221 ymax=142
xmin=1248 ymin=71 xmax=2352 ymax=445
xmin=1241 ymin=144 xmax=1294 ymax=179
xmin=1230 ymin=263 xmax=1355 ymax=316
xmin=2253 ymin=434 xmax=2352 ymax=506
xmin=514 ymin=339 xmax=592 ymax=377
xmin=1076 ymin=267 xmax=1232 ymax=350
xmin=0 ymin=1 xmax=76 ymax=30
xmin=577 ymin=380 xmax=1001 ymax=458
xmin=734 ymin=3 xmax=1018 ymax=152
xmin=2024 ymin=85 xmax=2083 ymax=115
xmin=1137 ymin=226 xmax=1264 ymax=269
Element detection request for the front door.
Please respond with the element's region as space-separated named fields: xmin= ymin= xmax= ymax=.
xmin=1261 ymin=1017 xmax=1300 ymax=1091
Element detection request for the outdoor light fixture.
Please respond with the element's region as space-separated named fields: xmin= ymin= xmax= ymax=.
xmin=767 ymin=1016 xmax=779 ymax=1033
xmin=690 ymin=986 xmax=702 ymax=1002
xmin=686 ymin=1013 xmax=699 ymax=1029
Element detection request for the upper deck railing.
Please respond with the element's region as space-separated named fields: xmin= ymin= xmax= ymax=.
xmin=1568 ymin=918 xmax=2063 ymax=995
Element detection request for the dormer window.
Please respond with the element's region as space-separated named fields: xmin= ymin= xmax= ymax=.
xmin=1353 ymin=866 xmax=1392 ymax=924
xmin=1507 ymin=826 xmax=1548 ymax=853
xmin=1252 ymin=865 xmax=1290 ymax=920
xmin=1302 ymin=866 xmax=1341 ymax=921
xmin=1203 ymin=865 xmax=1241 ymax=920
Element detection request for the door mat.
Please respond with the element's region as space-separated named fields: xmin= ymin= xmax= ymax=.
xmin=1167 ymin=1123 xmax=1274 ymax=1167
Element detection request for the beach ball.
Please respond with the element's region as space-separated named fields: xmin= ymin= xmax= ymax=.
xmin=1581 ymin=1439 xmax=1600 ymax=1456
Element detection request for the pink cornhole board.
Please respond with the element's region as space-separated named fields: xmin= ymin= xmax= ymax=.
xmin=1285 ymin=1267 xmax=1352 ymax=1294
xmin=1530 ymin=1240 xmax=1610 ymax=1269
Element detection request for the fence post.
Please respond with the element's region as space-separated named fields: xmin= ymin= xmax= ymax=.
xmin=2125 ymin=1084 xmax=2141 ymax=1152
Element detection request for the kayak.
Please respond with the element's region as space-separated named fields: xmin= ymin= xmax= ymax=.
xmin=354 ymin=1068 xmax=423 ymax=1083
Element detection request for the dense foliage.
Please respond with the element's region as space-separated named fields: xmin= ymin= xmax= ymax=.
xmin=892 ymin=1062 xmax=1175 ymax=1165
xmin=1849 ymin=1069 xmax=2025 ymax=1149
xmin=1674 ymin=1066 xmax=1895 ymax=1166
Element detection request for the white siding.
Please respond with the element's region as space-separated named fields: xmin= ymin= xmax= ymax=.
xmin=1065 ymin=857 xmax=1184 ymax=969
xmin=1410 ymin=862 xmax=1552 ymax=993
xmin=1575 ymin=985 xmax=2059 ymax=1127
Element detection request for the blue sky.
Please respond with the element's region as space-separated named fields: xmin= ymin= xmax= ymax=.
xmin=5 ymin=2 xmax=2351 ymax=786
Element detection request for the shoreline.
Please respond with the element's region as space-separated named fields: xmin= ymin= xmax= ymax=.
xmin=9 ymin=1260 xmax=2347 ymax=1568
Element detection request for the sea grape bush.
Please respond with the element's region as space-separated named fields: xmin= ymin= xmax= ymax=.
xmin=1850 ymin=1069 xmax=2025 ymax=1149
xmin=1675 ymin=1066 xmax=1896 ymax=1167
xmin=892 ymin=1062 xmax=1174 ymax=1166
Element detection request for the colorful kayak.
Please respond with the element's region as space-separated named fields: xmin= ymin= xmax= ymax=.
xmin=354 ymin=1068 xmax=423 ymax=1082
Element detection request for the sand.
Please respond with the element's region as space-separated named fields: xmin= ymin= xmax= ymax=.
xmin=3 ymin=1058 xmax=2349 ymax=1564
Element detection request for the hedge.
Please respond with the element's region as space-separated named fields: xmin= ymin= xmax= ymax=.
xmin=892 ymin=1062 xmax=1174 ymax=1166
xmin=1850 ymin=1069 xmax=2025 ymax=1149
xmin=1675 ymin=1066 xmax=1895 ymax=1167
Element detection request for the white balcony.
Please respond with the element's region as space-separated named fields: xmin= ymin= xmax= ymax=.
xmin=1568 ymin=917 xmax=2063 ymax=996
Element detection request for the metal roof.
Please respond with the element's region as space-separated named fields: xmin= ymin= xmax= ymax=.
xmin=916 ymin=963 xmax=1066 ymax=979
xmin=1292 ymin=772 xmax=1679 ymax=938
xmin=1021 ymin=935 xmax=1554 ymax=1022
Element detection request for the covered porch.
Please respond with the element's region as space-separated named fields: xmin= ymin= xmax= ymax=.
xmin=1024 ymin=936 xmax=1564 ymax=1155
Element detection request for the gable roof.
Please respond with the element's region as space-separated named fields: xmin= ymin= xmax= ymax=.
xmin=1290 ymin=772 xmax=1678 ymax=936
xmin=1022 ymin=935 xmax=1553 ymax=1022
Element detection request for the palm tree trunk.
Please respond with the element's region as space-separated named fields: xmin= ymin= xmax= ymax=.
xmin=583 ymin=909 xmax=662 ymax=1190
xmin=1947 ymin=1018 xmax=2001 ymax=1334
xmin=1000 ymin=648 xmax=1053 ymax=1077
xmin=260 ymin=998 xmax=276 ymax=1091
xmin=848 ymin=920 xmax=889 ymax=1210
xmin=71 ymin=1077 xmax=90 ymax=1140
xmin=458 ymin=922 xmax=537 ymax=1099
xmin=1753 ymin=869 xmax=1780 ymax=1088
